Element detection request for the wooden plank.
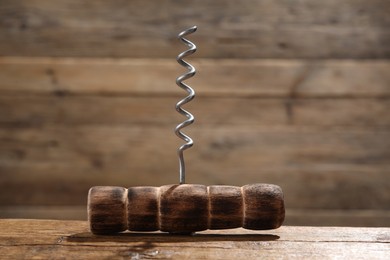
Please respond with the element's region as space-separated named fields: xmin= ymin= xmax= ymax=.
xmin=0 ymin=220 xmax=389 ymax=259
xmin=0 ymin=96 xmax=389 ymax=127
xmin=0 ymin=58 xmax=305 ymax=96
xmin=289 ymin=98 xmax=390 ymax=126
xmin=285 ymin=209 xmax=390 ymax=227
xmin=0 ymin=0 xmax=389 ymax=58
xmin=295 ymin=61 xmax=390 ymax=97
xmin=0 ymin=96 xmax=287 ymax=126
xmin=0 ymin=206 xmax=87 ymax=220
xmin=0 ymin=126 xmax=389 ymax=208
xmin=0 ymin=57 xmax=389 ymax=97
xmin=1 ymin=206 xmax=389 ymax=227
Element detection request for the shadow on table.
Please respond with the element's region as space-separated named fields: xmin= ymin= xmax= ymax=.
xmin=67 ymin=231 xmax=280 ymax=243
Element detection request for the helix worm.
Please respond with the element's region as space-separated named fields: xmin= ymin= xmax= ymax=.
xmin=175 ymin=26 xmax=197 ymax=184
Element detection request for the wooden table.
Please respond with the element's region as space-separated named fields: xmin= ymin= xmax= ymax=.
xmin=0 ymin=219 xmax=388 ymax=259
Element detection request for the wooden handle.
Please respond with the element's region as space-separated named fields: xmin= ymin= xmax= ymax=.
xmin=88 ymin=184 xmax=285 ymax=234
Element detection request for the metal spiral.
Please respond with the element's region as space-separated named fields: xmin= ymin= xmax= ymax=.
xmin=175 ymin=26 xmax=197 ymax=184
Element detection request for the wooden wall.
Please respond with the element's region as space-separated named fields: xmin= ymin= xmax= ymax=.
xmin=0 ymin=0 xmax=389 ymax=226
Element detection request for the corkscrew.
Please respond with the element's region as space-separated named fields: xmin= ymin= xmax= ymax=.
xmin=87 ymin=26 xmax=285 ymax=235
xmin=175 ymin=25 xmax=197 ymax=184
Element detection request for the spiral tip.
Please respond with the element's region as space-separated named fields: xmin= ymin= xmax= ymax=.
xmin=178 ymin=26 xmax=197 ymax=38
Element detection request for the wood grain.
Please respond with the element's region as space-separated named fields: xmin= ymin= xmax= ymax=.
xmin=0 ymin=57 xmax=389 ymax=97
xmin=0 ymin=219 xmax=388 ymax=259
xmin=160 ymin=184 xmax=209 ymax=233
xmin=242 ymin=184 xmax=285 ymax=230
xmin=0 ymin=0 xmax=389 ymax=58
xmin=87 ymin=186 xmax=128 ymax=234
xmin=209 ymin=185 xmax=242 ymax=229
xmin=127 ymin=186 xmax=159 ymax=231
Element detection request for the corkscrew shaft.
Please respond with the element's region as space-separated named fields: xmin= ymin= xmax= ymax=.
xmin=175 ymin=26 xmax=197 ymax=184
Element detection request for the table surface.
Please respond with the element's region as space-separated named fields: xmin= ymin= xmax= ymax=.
xmin=0 ymin=219 xmax=389 ymax=259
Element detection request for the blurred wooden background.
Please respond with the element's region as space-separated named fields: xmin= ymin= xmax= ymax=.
xmin=0 ymin=0 xmax=389 ymax=226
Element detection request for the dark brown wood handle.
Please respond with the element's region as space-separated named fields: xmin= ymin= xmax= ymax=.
xmin=88 ymin=184 xmax=285 ymax=234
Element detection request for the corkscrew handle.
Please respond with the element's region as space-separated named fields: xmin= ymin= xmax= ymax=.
xmin=88 ymin=184 xmax=285 ymax=235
